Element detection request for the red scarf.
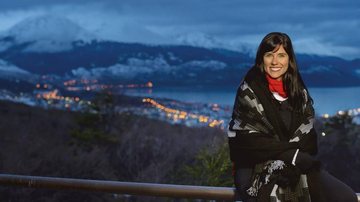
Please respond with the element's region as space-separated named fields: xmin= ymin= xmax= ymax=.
xmin=266 ymin=74 xmax=288 ymax=98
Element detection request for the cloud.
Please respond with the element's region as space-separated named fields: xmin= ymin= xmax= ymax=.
xmin=0 ymin=0 xmax=359 ymax=59
xmin=293 ymin=38 xmax=360 ymax=59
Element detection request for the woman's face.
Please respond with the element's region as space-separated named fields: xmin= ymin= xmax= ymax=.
xmin=263 ymin=45 xmax=289 ymax=81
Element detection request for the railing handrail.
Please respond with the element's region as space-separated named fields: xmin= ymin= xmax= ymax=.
xmin=0 ymin=174 xmax=234 ymax=200
xmin=0 ymin=174 xmax=359 ymax=201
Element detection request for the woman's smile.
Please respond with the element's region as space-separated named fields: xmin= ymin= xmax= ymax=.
xmin=263 ymin=45 xmax=289 ymax=81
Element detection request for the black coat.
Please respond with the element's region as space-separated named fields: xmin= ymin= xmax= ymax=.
xmin=228 ymin=67 xmax=318 ymax=201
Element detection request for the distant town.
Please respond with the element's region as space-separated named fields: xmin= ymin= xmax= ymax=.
xmin=0 ymin=76 xmax=233 ymax=129
xmin=1 ymin=76 xmax=359 ymax=129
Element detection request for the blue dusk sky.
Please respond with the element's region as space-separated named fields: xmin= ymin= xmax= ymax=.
xmin=0 ymin=0 xmax=359 ymax=59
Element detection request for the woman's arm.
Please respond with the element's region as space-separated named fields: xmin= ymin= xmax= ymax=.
xmin=228 ymin=127 xmax=318 ymax=169
xmin=277 ymin=149 xmax=321 ymax=173
xmin=228 ymin=131 xmax=299 ymax=165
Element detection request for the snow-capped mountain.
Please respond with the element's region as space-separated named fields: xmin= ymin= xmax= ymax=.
xmin=176 ymin=32 xmax=225 ymax=49
xmin=0 ymin=15 xmax=359 ymax=88
xmin=0 ymin=15 xmax=96 ymax=53
xmin=0 ymin=60 xmax=37 ymax=94
xmin=0 ymin=37 xmax=252 ymax=86
xmin=0 ymin=60 xmax=30 ymax=75
xmin=0 ymin=59 xmax=37 ymax=82
xmin=175 ymin=32 xmax=254 ymax=55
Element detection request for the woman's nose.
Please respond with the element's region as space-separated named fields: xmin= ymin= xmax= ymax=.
xmin=271 ymin=56 xmax=278 ymax=65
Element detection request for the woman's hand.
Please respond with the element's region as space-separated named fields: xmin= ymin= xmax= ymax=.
xmin=295 ymin=152 xmax=322 ymax=173
xmin=273 ymin=164 xmax=301 ymax=190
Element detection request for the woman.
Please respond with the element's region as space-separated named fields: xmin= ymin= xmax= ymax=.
xmin=228 ymin=32 xmax=357 ymax=202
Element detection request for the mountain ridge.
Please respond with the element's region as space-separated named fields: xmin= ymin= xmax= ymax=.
xmin=0 ymin=15 xmax=359 ymax=87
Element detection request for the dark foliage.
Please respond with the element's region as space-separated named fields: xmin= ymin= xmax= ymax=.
xmin=316 ymin=114 xmax=360 ymax=191
xmin=0 ymin=99 xmax=359 ymax=202
xmin=0 ymin=100 xmax=226 ymax=201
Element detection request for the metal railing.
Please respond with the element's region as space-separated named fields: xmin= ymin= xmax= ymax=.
xmin=0 ymin=174 xmax=359 ymax=201
xmin=0 ymin=174 xmax=234 ymax=200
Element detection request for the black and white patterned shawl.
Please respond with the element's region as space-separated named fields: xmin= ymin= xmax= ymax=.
xmin=228 ymin=68 xmax=317 ymax=202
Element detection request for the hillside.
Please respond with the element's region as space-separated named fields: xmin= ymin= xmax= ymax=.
xmin=0 ymin=100 xmax=227 ymax=201
xmin=0 ymin=99 xmax=359 ymax=201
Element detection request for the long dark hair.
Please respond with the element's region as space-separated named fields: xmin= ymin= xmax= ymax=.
xmin=254 ymin=32 xmax=312 ymax=112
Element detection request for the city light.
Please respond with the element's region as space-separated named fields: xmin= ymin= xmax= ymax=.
xmin=63 ymin=80 xmax=153 ymax=92
xmin=146 ymin=82 xmax=153 ymax=88
xmin=142 ymin=98 xmax=224 ymax=128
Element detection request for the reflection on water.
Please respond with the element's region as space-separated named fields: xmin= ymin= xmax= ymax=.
xmin=309 ymin=87 xmax=360 ymax=115
xmin=123 ymin=87 xmax=360 ymax=116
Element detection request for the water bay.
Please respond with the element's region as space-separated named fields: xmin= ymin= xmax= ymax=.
xmin=124 ymin=86 xmax=360 ymax=116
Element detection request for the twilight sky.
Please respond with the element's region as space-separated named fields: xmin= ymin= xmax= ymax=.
xmin=0 ymin=0 xmax=359 ymax=59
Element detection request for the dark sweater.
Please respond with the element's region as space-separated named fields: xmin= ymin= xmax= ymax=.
xmin=228 ymin=67 xmax=318 ymax=169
